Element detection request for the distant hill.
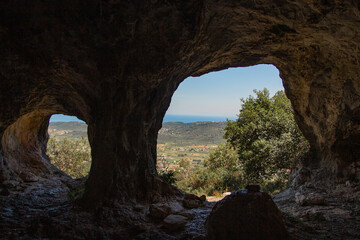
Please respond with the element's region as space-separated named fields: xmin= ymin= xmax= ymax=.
xmin=48 ymin=121 xmax=227 ymax=145
xmin=158 ymin=122 xmax=227 ymax=145
xmin=48 ymin=122 xmax=87 ymax=138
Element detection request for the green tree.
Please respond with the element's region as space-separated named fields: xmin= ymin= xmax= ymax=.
xmin=204 ymin=142 xmax=239 ymax=171
xmin=224 ymin=89 xmax=309 ymax=193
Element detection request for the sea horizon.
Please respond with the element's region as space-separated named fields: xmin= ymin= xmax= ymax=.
xmin=163 ymin=114 xmax=236 ymax=123
xmin=50 ymin=114 xmax=237 ymax=123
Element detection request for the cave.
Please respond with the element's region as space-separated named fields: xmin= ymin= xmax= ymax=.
xmin=157 ymin=65 xmax=286 ymax=195
xmin=1 ymin=1 xmax=360 ymax=239
xmin=47 ymin=114 xmax=91 ymax=179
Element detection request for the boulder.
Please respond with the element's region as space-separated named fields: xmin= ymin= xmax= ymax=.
xmin=177 ymin=211 xmax=195 ymax=220
xmin=306 ymin=195 xmax=326 ymax=206
xmin=295 ymin=192 xmax=307 ymax=206
xmin=199 ymin=195 xmax=206 ymax=202
xmin=162 ymin=214 xmax=188 ymax=232
xmin=295 ymin=192 xmax=326 ymax=206
xmin=149 ymin=204 xmax=171 ymax=220
xmin=183 ymin=199 xmax=202 ymax=209
xmin=206 ymin=190 xmax=290 ymax=240
xmin=246 ymin=184 xmax=260 ymax=192
xmin=183 ymin=193 xmax=203 ymax=209
xmin=168 ymin=201 xmax=185 ymax=214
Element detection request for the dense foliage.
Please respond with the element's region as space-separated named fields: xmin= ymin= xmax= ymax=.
xmin=224 ymin=89 xmax=309 ymax=193
xmin=173 ymin=89 xmax=309 ymax=195
xmin=47 ymin=137 xmax=91 ymax=178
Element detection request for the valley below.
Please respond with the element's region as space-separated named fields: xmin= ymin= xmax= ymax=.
xmin=48 ymin=121 xmax=227 ymax=174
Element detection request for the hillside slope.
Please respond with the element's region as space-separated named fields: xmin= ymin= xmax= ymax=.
xmin=49 ymin=121 xmax=227 ymax=145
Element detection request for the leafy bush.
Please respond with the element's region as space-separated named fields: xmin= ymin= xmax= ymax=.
xmin=159 ymin=170 xmax=176 ymax=184
xmin=47 ymin=137 xmax=91 ymax=178
xmin=174 ymin=143 xmax=243 ymax=195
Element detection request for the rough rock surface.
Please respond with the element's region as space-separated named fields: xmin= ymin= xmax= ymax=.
xmin=206 ymin=190 xmax=290 ymax=240
xmin=149 ymin=204 xmax=171 ymax=220
xmin=183 ymin=193 xmax=204 ymax=209
xmin=0 ymin=1 xmax=360 ymax=238
xmin=0 ymin=180 xmax=214 ymax=239
xmin=162 ymin=214 xmax=188 ymax=232
xmin=274 ymin=181 xmax=360 ymax=240
xmin=0 ymin=0 xmax=359 ymax=207
xmin=0 ymin=179 xmax=358 ymax=239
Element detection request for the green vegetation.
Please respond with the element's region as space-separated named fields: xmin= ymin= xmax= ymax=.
xmin=172 ymin=89 xmax=309 ymax=195
xmin=47 ymin=89 xmax=309 ymax=196
xmin=224 ymin=89 xmax=309 ymax=193
xmin=173 ymin=142 xmax=243 ymax=196
xmin=47 ymin=137 xmax=91 ymax=178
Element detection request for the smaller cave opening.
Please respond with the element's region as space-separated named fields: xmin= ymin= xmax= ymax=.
xmin=47 ymin=114 xmax=91 ymax=179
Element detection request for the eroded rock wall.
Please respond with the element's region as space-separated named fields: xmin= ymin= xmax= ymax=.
xmin=0 ymin=0 xmax=359 ymax=206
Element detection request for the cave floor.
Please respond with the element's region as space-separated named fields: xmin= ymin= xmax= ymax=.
xmin=275 ymin=183 xmax=360 ymax=240
xmin=0 ymin=178 xmax=359 ymax=240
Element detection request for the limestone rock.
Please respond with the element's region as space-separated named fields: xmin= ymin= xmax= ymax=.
xmin=162 ymin=214 xmax=188 ymax=232
xmin=306 ymin=193 xmax=326 ymax=206
xmin=149 ymin=204 xmax=171 ymax=220
xmin=183 ymin=193 xmax=203 ymax=209
xmin=177 ymin=211 xmax=195 ymax=220
xmin=295 ymin=192 xmax=326 ymax=206
xmin=0 ymin=2 xmax=360 ymax=239
xmin=19 ymin=171 xmax=39 ymax=182
xmin=167 ymin=201 xmax=185 ymax=214
xmin=0 ymin=0 xmax=359 ymax=208
xmin=206 ymin=190 xmax=290 ymax=240
xmin=183 ymin=199 xmax=202 ymax=209
xmin=295 ymin=192 xmax=307 ymax=206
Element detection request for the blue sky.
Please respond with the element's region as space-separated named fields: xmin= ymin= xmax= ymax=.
xmin=166 ymin=64 xmax=284 ymax=117
xmin=50 ymin=64 xmax=284 ymax=122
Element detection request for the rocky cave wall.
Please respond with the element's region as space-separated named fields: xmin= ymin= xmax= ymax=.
xmin=0 ymin=0 xmax=359 ymax=206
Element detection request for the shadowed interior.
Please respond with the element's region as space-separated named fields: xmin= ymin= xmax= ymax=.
xmin=0 ymin=0 xmax=359 ymax=208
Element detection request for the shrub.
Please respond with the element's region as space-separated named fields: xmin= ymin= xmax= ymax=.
xmin=47 ymin=137 xmax=91 ymax=178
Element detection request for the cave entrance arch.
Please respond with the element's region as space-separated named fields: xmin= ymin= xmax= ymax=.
xmin=0 ymin=111 xmax=82 ymax=184
xmin=47 ymin=114 xmax=91 ymax=179
xmin=157 ymin=65 xmax=289 ymax=195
